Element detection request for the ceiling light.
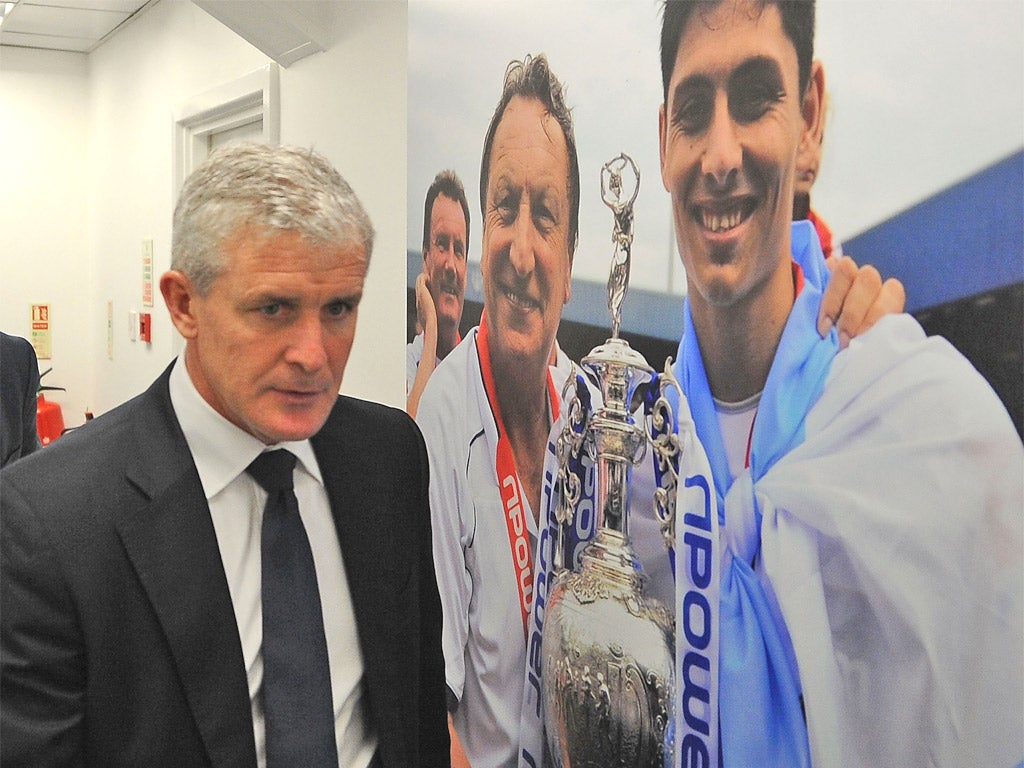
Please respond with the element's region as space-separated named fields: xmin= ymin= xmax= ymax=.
xmin=0 ymin=2 xmax=17 ymax=29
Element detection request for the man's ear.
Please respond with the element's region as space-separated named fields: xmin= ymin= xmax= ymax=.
xmin=658 ymin=102 xmax=671 ymax=192
xmin=802 ymin=60 xmax=826 ymax=154
xmin=160 ymin=270 xmax=199 ymax=340
xmin=564 ymin=246 xmax=574 ymax=305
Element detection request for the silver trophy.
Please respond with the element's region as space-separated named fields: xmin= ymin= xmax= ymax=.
xmin=542 ymin=154 xmax=682 ymax=767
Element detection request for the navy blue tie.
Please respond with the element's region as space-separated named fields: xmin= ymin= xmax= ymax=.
xmin=247 ymin=450 xmax=338 ymax=767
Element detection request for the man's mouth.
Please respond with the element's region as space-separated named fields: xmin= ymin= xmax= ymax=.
xmin=695 ymin=198 xmax=756 ymax=234
xmin=278 ymin=389 xmax=319 ymax=400
xmin=439 ymin=281 xmax=461 ymax=297
xmin=275 ymin=383 xmax=328 ymax=399
xmin=501 ymin=285 xmax=541 ymax=311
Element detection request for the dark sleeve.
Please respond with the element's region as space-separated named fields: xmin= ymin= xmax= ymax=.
xmin=407 ymin=415 xmax=452 ymax=767
xmin=21 ymin=344 xmax=41 ymax=458
xmin=0 ymin=476 xmax=86 ymax=767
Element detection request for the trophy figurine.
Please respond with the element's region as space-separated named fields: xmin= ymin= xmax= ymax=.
xmin=542 ymin=153 xmax=682 ymax=767
xmin=603 ymin=152 xmax=639 ymax=339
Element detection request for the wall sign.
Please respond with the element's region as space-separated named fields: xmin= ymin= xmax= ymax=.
xmin=31 ymin=303 xmax=51 ymax=360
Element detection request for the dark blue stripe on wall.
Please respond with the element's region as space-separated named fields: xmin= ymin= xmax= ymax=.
xmin=843 ymin=150 xmax=1024 ymax=313
xmin=411 ymin=149 xmax=1023 ymax=329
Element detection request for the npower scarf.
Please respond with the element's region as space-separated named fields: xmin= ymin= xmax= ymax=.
xmin=672 ymin=220 xmax=836 ymax=767
xmin=673 ymin=220 xmax=1024 ymax=766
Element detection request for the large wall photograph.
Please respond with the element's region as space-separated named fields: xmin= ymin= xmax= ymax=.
xmin=407 ymin=0 xmax=1024 ymax=430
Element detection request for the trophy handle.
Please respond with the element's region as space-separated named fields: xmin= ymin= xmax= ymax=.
xmin=554 ymin=368 xmax=592 ymax=572
xmin=647 ymin=359 xmax=682 ymax=555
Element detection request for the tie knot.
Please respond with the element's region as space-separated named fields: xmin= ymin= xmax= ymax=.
xmin=246 ymin=449 xmax=297 ymax=493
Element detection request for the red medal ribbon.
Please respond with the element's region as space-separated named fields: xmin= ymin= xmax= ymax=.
xmin=476 ymin=316 xmax=559 ymax=638
xmin=807 ymin=209 xmax=835 ymax=260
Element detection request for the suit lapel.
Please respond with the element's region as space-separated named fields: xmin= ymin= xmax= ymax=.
xmin=313 ymin=410 xmax=391 ymax=638
xmin=312 ymin=400 xmax=407 ymax=752
xmin=114 ymin=370 xmax=257 ymax=767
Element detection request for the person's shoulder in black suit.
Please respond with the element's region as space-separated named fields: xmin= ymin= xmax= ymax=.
xmin=1 ymin=332 xmax=42 ymax=467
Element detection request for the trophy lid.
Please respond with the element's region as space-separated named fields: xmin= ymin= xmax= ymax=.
xmin=582 ymin=336 xmax=653 ymax=374
xmin=582 ymin=337 xmax=653 ymax=416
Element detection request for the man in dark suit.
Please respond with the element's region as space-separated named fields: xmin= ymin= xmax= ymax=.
xmin=1 ymin=143 xmax=450 ymax=767
xmin=0 ymin=331 xmax=41 ymax=467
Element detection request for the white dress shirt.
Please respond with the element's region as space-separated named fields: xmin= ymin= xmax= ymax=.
xmin=169 ymin=357 xmax=377 ymax=768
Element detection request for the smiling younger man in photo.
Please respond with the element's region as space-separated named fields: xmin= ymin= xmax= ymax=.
xmin=2 ymin=143 xmax=449 ymax=768
xmin=658 ymin=2 xmax=1023 ymax=765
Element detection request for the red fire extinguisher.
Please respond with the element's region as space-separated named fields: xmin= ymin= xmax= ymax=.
xmin=36 ymin=368 xmax=66 ymax=446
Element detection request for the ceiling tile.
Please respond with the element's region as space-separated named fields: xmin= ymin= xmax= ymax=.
xmin=4 ymin=4 xmax=128 ymax=39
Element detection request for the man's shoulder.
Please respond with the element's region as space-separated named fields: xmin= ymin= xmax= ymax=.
xmin=1 ymin=379 xmax=174 ymax=517
xmin=332 ymin=392 xmax=408 ymax=422
xmin=418 ymin=329 xmax=478 ymax=412
xmin=9 ymin=391 xmax=142 ymax=471
xmin=0 ymin=332 xmax=33 ymax=360
xmin=406 ymin=331 xmax=425 ymax=357
xmin=415 ymin=330 xmax=486 ymax=461
xmin=830 ymin=314 xmax=979 ymax=392
xmin=817 ymin=314 xmax=1019 ymax=439
xmin=315 ymin=396 xmax=426 ymax=489
xmin=326 ymin=394 xmax=415 ymax=434
xmin=0 ymin=333 xmax=37 ymax=388
xmin=406 ymin=331 xmax=424 ymax=368
xmin=319 ymin=394 xmax=421 ymax=453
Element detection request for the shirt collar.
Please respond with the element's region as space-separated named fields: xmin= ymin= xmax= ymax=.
xmin=168 ymin=356 xmax=323 ymax=500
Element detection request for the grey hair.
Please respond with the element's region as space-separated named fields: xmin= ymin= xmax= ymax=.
xmin=479 ymin=54 xmax=580 ymax=257
xmin=171 ymin=143 xmax=375 ymax=295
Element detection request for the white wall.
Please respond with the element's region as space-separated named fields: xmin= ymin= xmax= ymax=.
xmin=0 ymin=47 xmax=91 ymax=417
xmin=0 ymin=0 xmax=409 ymax=428
xmin=86 ymin=0 xmax=273 ymax=418
xmin=278 ymin=1 xmax=408 ymax=407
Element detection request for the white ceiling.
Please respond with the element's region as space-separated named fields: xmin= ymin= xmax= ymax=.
xmin=0 ymin=0 xmax=336 ymax=66
xmin=0 ymin=0 xmax=154 ymax=54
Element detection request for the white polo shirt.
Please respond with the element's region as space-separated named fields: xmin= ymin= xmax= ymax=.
xmin=416 ymin=329 xmax=572 ymax=768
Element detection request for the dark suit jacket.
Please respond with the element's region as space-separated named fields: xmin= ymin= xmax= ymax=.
xmin=1 ymin=365 xmax=450 ymax=767
xmin=0 ymin=332 xmax=41 ymax=467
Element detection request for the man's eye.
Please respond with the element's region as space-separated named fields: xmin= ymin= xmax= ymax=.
xmin=326 ymin=301 xmax=351 ymax=318
xmin=493 ymin=194 xmax=517 ymax=224
xmin=730 ymin=82 xmax=782 ymax=123
xmin=533 ymin=203 xmax=556 ymax=233
xmin=674 ymin=94 xmax=712 ymax=135
xmin=261 ymin=303 xmax=282 ymax=317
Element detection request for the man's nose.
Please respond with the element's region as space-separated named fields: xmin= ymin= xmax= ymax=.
xmin=441 ymin=243 xmax=457 ymax=273
xmin=701 ymin=93 xmax=741 ymax=189
xmin=286 ymin=314 xmax=328 ymax=371
xmin=509 ymin=202 xmax=535 ymax=276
